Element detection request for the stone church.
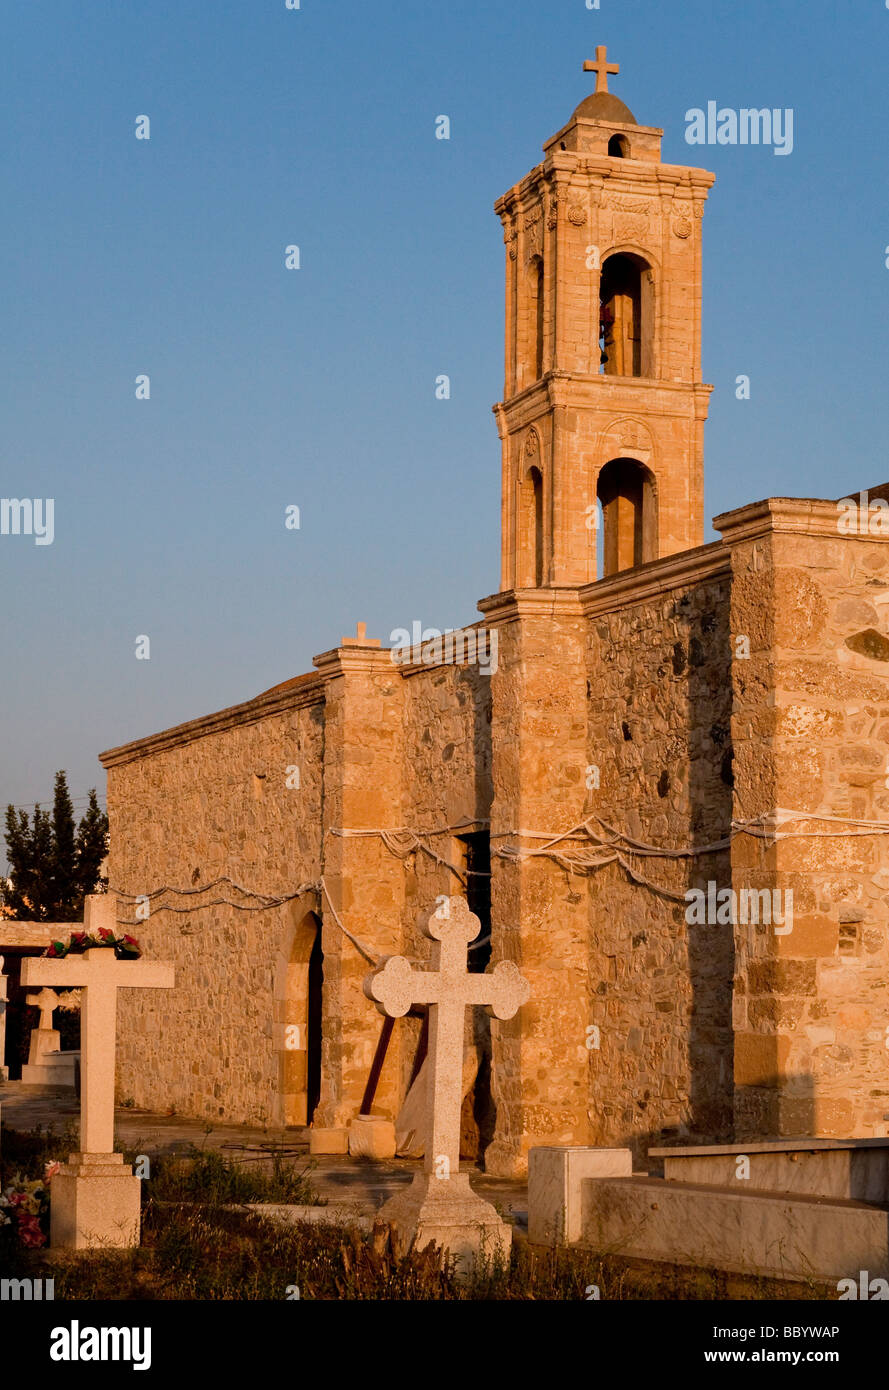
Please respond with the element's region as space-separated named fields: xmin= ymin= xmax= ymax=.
xmin=92 ymin=55 xmax=889 ymax=1177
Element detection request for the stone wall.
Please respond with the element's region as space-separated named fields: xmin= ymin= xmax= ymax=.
xmin=0 ymin=923 xmax=62 ymax=949
xmin=102 ymin=645 xmax=496 ymax=1135
xmin=311 ymin=643 xmax=408 ymax=1129
xmin=583 ymin=547 xmax=735 ymax=1160
xmin=721 ymin=500 xmax=889 ymax=1140
xmin=399 ymin=653 xmax=492 ymax=937
xmin=104 ymin=682 xmax=325 ymax=1126
xmin=396 ymin=654 xmax=494 ymax=1147
xmin=482 ymin=589 xmax=594 ymax=1177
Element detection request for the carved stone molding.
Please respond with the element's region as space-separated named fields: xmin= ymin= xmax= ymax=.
xmin=523 ymin=207 xmax=543 ymax=257
xmin=604 ymin=194 xmax=650 ymax=214
xmin=612 ymin=213 xmax=650 ymax=242
xmin=601 ymin=416 xmax=654 ymax=459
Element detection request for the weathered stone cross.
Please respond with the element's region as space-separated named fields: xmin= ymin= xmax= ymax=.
xmin=21 ymin=897 xmax=174 ymax=1155
xmin=584 ymin=45 xmax=620 ymax=95
xmin=26 ymin=987 xmax=62 ymax=1032
xmin=364 ymin=897 xmax=529 ymax=1181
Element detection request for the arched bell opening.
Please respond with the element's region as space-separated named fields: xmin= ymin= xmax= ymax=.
xmin=597 ymin=456 xmax=657 ymax=576
xmin=599 ymin=252 xmax=654 ymax=377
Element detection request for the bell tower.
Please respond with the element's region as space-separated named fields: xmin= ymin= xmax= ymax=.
xmin=494 ymin=50 xmax=715 ymax=588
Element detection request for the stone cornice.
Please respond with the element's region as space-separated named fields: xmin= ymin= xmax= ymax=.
xmin=495 ymin=155 xmax=714 ymax=216
xmin=100 ymin=672 xmax=325 ymax=769
xmin=479 ymin=546 xmax=733 ymax=628
xmin=495 ymin=168 xmax=545 ymax=219
xmin=391 ymin=622 xmax=497 ymax=679
xmin=551 ymin=160 xmax=714 ymax=194
xmin=496 ymin=373 xmax=713 ymax=425
xmin=714 ymin=496 xmax=876 ymax=545
xmin=477 ymin=588 xmax=585 ymax=626
xmin=579 ymin=542 xmax=729 ymax=617
xmin=312 ymin=644 xmax=399 ymax=681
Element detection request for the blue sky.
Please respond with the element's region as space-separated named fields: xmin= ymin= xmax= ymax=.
xmin=2 ymin=0 xmax=888 ymax=830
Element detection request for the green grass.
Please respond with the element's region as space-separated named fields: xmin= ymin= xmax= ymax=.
xmin=1 ymin=1124 xmax=835 ymax=1300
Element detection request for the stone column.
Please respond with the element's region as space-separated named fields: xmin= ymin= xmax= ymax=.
xmin=313 ymin=630 xmax=406 ymax=1129
xmin=479 ymin=590 xmax=591 ymax=1177
xmin=718 ymin=498 xmax=889 ymax=1140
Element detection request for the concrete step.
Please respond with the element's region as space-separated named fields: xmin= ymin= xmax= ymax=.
xmin=650 ymin=1137 xmax=889 ymax=1203
xmin=576 ymin=1175 xmax=889 ymax=1285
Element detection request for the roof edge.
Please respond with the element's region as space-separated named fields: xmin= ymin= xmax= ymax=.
xmin=100 ymin=671 xmax=325 ymax=770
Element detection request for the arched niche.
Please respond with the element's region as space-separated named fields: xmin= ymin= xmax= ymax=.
xmin=517 ymin=462 xmax=544 ymax=587
xmin=529 ymin=255 xmax=545 ymax=381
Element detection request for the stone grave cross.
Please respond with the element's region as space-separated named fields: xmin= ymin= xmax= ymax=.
xmin=363 ymin=897 xmax=529 ymax=1265
xmin=21 ymin=896 xmax=174 ymax=1156
xmin=366 ymin=896 xmax=529 ymax=1178
xmin=26 ymin=987 xmax=62 ymax=1032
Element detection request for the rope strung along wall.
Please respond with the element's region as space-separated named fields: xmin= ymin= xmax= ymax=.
xmin=110 ymin=875 xmax=379 ymax=965
xmin=329 ymin=808 xmax=889 ymax=904
xmin=106 ymin=807 xmax=889 ymax=957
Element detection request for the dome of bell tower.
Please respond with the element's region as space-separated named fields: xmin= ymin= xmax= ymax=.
xmin=571 ymin=90 xmax=637 ymax=126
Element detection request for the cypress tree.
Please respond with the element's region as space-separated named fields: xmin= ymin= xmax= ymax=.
xmin=2 ymin=773 xmax=110 ymax=920
xmin=51 ymin=770 xmax=79 ymax=920
xmin=75 ymin=789 xmax=109 ymax=900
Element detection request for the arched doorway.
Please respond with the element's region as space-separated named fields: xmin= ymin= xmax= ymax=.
xmin=276 ymin=908 xmax=324 ymax=1126
xmin=597 ymin=456 xmax=657 ymax=575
